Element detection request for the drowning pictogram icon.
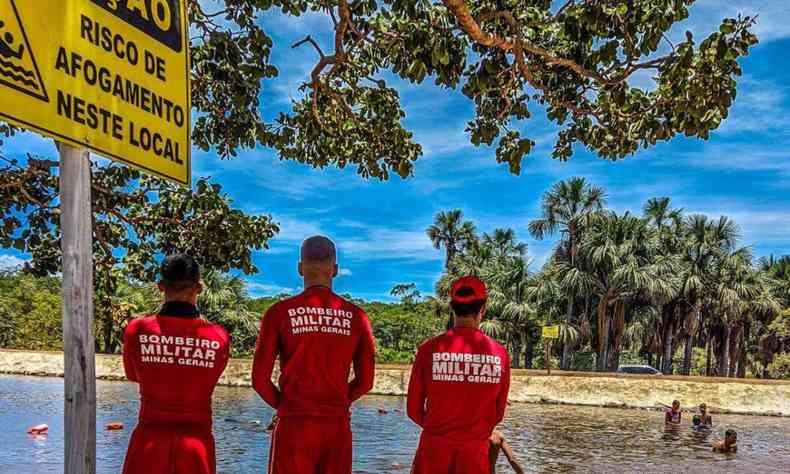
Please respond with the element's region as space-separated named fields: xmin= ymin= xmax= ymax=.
xmin=0 ymin=0 xmax=47 ymax=102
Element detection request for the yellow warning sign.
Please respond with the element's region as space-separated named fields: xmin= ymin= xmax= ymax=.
xmin=0 ymin=0 xmax=190 ymax=185
xmin=542 ymin=325 xmax=559 ymax=339
xmin=0 ymin=2 xmax=47 ymax=102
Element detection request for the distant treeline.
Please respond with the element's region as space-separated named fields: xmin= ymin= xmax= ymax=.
xmin=2 ymin=178 xmax=790 ymax=379
xmin=0 ymin=271 xmax=444 ymax=364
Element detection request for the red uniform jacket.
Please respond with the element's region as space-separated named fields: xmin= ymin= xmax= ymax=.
xmin=252 ymin=286 xmax=376 ymax=417
xmin=407 ymin=327 xmax=510 ymax=443
xmin=122 ymin=305 xmax=230 ymax=425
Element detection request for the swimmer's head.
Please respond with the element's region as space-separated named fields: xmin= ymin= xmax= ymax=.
xmin=725 ymin=429 xmax=737 ymax=444
xmin=158 ymin=254 xmax=203 ymax=303
xmin=298 ymin=235 xmax=338 ymax=285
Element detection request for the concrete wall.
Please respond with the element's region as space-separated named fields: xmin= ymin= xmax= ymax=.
xmin=1 ymin=349 xmax=788 ymax=416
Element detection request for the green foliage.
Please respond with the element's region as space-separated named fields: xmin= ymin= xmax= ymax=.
xmin=245 ymin=296 xmax=284 ymax=315
xmin=767 ymin=309 xmax=790 ymax=339
xmin=0 ymin=157 xmax=279 ymax=353
xmin=767 ymin=353 xmax=790 ymax=380
xmin=200 ymin=271 xmax=261 ymax=357
xmin=363 ymin=300 xmax=445 ymax=363
xmin=132 ymin=0 xmax=760 ymax=178
xmin=0 ymin=0 xmax=763 ymax=357
xmin=0 ymin=272 xmax=61 ymax=350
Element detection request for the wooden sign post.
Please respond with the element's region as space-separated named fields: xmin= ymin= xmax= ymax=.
xmin=541 ymin=325 xmax=559 ymax=376
xmin=0 ymin=2 xmax=189 ymax=471
xmin=59 ymin=143 xmax=96 ymax=474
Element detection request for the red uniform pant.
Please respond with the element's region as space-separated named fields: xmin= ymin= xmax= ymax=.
xmin=122 ymin=421 xmax=215 ymax=474
xmin=411 ymin=433 xmax=489 ymax=474
xmin=268 ymin=416 xmax=352 ymax=474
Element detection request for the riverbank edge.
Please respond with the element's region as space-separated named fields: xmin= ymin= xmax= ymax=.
xmin=1 ymin=349 xmax=788 ymax=417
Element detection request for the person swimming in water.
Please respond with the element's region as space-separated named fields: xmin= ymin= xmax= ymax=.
xmin=0 ymin=21 xmax=25 ymax=60
xmin=712 ymin=429 xmax=738 ymax=453
xmin=488 ymin=431 xmax=524 ymax=474
xmin=692 ymin=403 xmax=713 ymax=428
xmin=665 ymin=400 xmax=682 ymax=426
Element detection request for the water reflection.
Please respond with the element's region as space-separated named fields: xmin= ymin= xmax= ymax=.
xmin=1 ymin=375 xmax=788 ymax=473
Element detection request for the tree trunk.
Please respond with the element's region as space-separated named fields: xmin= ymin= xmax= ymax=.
xmin=705 ymin=336 xmax=712 ymax=377
xmin=737 ymin=346 xmax=747 ymax=378
xmin=596 ymin=295 xmax=610 ymax=372
xmin=728 ymin=325 xmax=741 ymax=378
xmin=662 ymin=316 xmax=674 ymax=375
xmin=608 ymin=302 xmax=626 ymax=372
xmin=646 ymin=352 xmax=654 ymax=367
xmin=103 ymin=317 xmax=113 ymax=354
xmin=681 ymin=304 xmax=700 ymax=375
xmin=511 ymin=336 xmax=522 ymax=369
xmin=524 ymin=331 xmax=535 ymax=369
xmin=561 ymin=236 xmax=575 ymax=370
xmin=721 ymin=326 xmax=731 ymax=378
xmin=682 ymin=334 xmax=693 ymax=376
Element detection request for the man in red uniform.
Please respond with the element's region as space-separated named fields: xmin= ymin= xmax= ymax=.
xmin=122 ymin=255 xmax=230 ymax=474
xmin=252 ymin=235 xmax=376 ymax=474
xmin=408 ymin=276 xmax=511 ymax=474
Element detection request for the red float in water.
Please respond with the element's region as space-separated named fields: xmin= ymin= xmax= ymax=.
xmin=27 ymin=424 xmax=48 ymax=435
xmin=106 ymin=422 xmax=124 ymax=431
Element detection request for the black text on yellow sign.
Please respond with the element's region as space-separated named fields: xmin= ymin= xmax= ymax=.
xmin=0 ymin=0 xmax=190 ymax=185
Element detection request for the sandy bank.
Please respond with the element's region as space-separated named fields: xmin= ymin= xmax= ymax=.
xmin=1 ymin=349 xmax=787 ymax=416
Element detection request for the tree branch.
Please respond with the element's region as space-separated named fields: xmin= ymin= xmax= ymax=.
xmin=442 ymin=0 xmax=614 ymax=85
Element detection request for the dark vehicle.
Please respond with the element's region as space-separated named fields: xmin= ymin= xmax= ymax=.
xmin=616 ymin=365 xmax=661 ymax=375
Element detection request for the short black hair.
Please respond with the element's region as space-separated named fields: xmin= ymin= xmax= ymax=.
xmin=450 ymin=299 xmax=486 ymax=318
xmin=725 ymin=429 xmax=737 ymax=437
xmin=160 ymin=254 xmax=200 ymax=290
xmin=301 ymin=235 xmax=336 ymax=263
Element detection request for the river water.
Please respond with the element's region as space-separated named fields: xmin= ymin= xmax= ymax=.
xmin=0 ymin=375 xmax=788 ymax=473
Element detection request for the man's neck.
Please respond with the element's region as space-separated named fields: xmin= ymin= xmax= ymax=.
xmin=164 ymin=296 xmax=198 ymax=305
xmin=304 ymin=279 xmax=332 ymax=291
xmin=454 ymin=318 xmax=479 ymax=330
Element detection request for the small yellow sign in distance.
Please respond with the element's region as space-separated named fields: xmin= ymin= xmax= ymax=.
xmin=542 ymin=325 xmax=559 ymax=339
xmin=0 ymin=0 xmax=190 ymax=185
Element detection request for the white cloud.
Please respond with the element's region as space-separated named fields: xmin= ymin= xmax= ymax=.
xmin=669 ymin=143 xmax=790 ymax=176
xmin=716 ymin=78 xmax=790 ymax=136
xmin=272 ymin=216 xmax=323 ymax=242
xmin=685 ymin=207 xmax=790 ymax=247
xmin=0 ymin=254 xmax=26 ymax=271
xmin=246 ymin=281 xmax=298 ymax=297
xmin=340 ymin=228 xmax=441 ymax=262
xmin=338 ymin=268 xmax=353 ymax=276
xmin=685 ymin=1 xmax=790 ymax=43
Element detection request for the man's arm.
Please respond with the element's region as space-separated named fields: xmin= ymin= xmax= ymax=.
xmin=349 ymin=312 xmax=376 ymax=402
xmin=501 ymin=439 xmax=525 ymax=474
xmin=406 ymin=346 xmax=427 ymax=427
xmin=251 ymin=308 xmax=281 ymax=409
xmin=496 ymin=353 xmax=511 ymax=424
xmin=122 ymin=320 xmax=139 ymax=383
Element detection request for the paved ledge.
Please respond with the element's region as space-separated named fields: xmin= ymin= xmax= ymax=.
xmin=1 ymin=349 xmax=788 ymax=416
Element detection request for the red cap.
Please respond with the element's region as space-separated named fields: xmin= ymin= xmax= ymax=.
xmin=450 ymin=276 xmax=487 ymax=303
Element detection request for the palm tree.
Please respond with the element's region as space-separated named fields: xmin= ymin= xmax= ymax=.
xmin=675 ymin=215 xmax=739 ymax=375
xmin=200 ymin=270 xmax=260 ymax=356
xmin=488 ymin=255 xmax=536 ymax=368
xmin=562 ymin=211 xmax=676 ymax=371
xmin=529 ymin=177 xmax=606 ymax=369
xmin=427 ymin=209 xmax=477 ymax=269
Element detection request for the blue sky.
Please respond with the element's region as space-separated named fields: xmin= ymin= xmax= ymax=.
xmin=2 ymin=0 xmax=790 ymax=301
